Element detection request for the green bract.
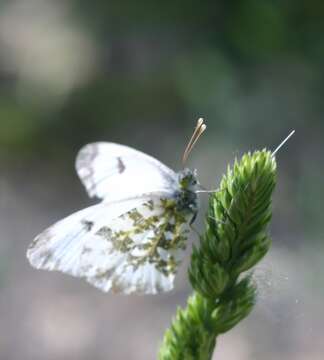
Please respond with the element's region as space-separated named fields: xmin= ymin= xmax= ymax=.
xmin=159 ymin=150 xmax=276 ymax=360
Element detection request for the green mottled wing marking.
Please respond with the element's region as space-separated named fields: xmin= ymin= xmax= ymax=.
xmin=27 ymin=195 xmax=191 ymax=294
xmin=95 ymin=198 xmax=189 ymax=278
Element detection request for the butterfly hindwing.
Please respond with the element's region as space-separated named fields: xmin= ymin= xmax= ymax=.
xmin=75 ymin=142 xmax=177 ymax=201
xmin=82 ymin=197 xmax=189 ymax=294
xmin=27 ymin=196 xmax=190 ymax=294
xmin=26 ymin=198 xmax=146 ymax=277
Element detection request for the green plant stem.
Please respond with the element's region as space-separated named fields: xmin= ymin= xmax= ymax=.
xmin=158 ymin=150 xmax=276 ymax=360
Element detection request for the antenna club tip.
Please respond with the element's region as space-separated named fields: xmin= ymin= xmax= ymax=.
xmin=182 ymin=118 xmax=207 ymax=165
xmin=197 ymin=117 xmax=204 ymax=125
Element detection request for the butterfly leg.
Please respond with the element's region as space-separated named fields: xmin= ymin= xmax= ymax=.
xmin=189 ymin=211 xmax=201 ymax=236
xmin=196 ymin=187 xmax=226 ymax=194
xmin=189 ymin=223 xmax=201 ymax=237
xmin=189 ymin=212 xmax=197 ymax=225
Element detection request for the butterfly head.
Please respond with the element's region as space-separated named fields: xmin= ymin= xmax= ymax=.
xmin=178 ymin=168 xmax=198 ymax=190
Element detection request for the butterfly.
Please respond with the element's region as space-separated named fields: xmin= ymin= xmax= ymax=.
xmin=26 ymin=119 xmax=207 ymax=294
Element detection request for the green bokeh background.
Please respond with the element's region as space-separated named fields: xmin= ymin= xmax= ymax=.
xmin=0 ymin=1 xmax=323 ymax=359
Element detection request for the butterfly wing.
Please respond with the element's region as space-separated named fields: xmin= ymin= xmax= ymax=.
xmin=26 ymin=198 xmax=142 ymax=277
xmin=27 ymin=196 xmax=189 ymax=294
xmin=75 ymin=142 xmax=178 ymax=201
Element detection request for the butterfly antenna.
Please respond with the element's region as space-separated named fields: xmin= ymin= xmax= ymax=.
xmin=272 ymin=130 xmax=295 ymax=156
xmin=182 ymin=118 xmax=207 ymax=165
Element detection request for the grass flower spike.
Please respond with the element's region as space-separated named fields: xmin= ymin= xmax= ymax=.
xmin=159 ymin=150 xmax=277 ymax=360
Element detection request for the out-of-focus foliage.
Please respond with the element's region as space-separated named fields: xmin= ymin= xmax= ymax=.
xmin=1 ymin=0 xmax=324 ymax=152
xmin=0 ymin=0 xmax=323 ymax=236
xmin=0 ymin=2 xmax=323 ymax=360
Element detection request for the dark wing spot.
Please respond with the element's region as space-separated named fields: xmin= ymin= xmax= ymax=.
xmin=117 ymin=157 xmax=126 ymax=173
xmin=81 ymin=220 xmax=94 ymax=232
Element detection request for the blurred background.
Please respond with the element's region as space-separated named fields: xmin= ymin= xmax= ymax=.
xmin=0 ymin=0 xmax=323 ymax=359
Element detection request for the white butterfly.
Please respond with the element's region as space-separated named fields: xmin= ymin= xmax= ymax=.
xmin=26 ymin=119 xmax=207 ymax=294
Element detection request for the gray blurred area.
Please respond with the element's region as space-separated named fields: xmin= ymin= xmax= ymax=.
xmin=0 ymin=1 xmax=324 ymax=359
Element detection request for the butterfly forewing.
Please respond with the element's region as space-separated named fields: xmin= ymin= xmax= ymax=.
xmin=75 ymin=142 xmax=177 ymax=201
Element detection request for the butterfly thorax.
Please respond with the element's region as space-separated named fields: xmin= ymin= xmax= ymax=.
xmin=174 ymin=168 xmax=199 ymax=216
